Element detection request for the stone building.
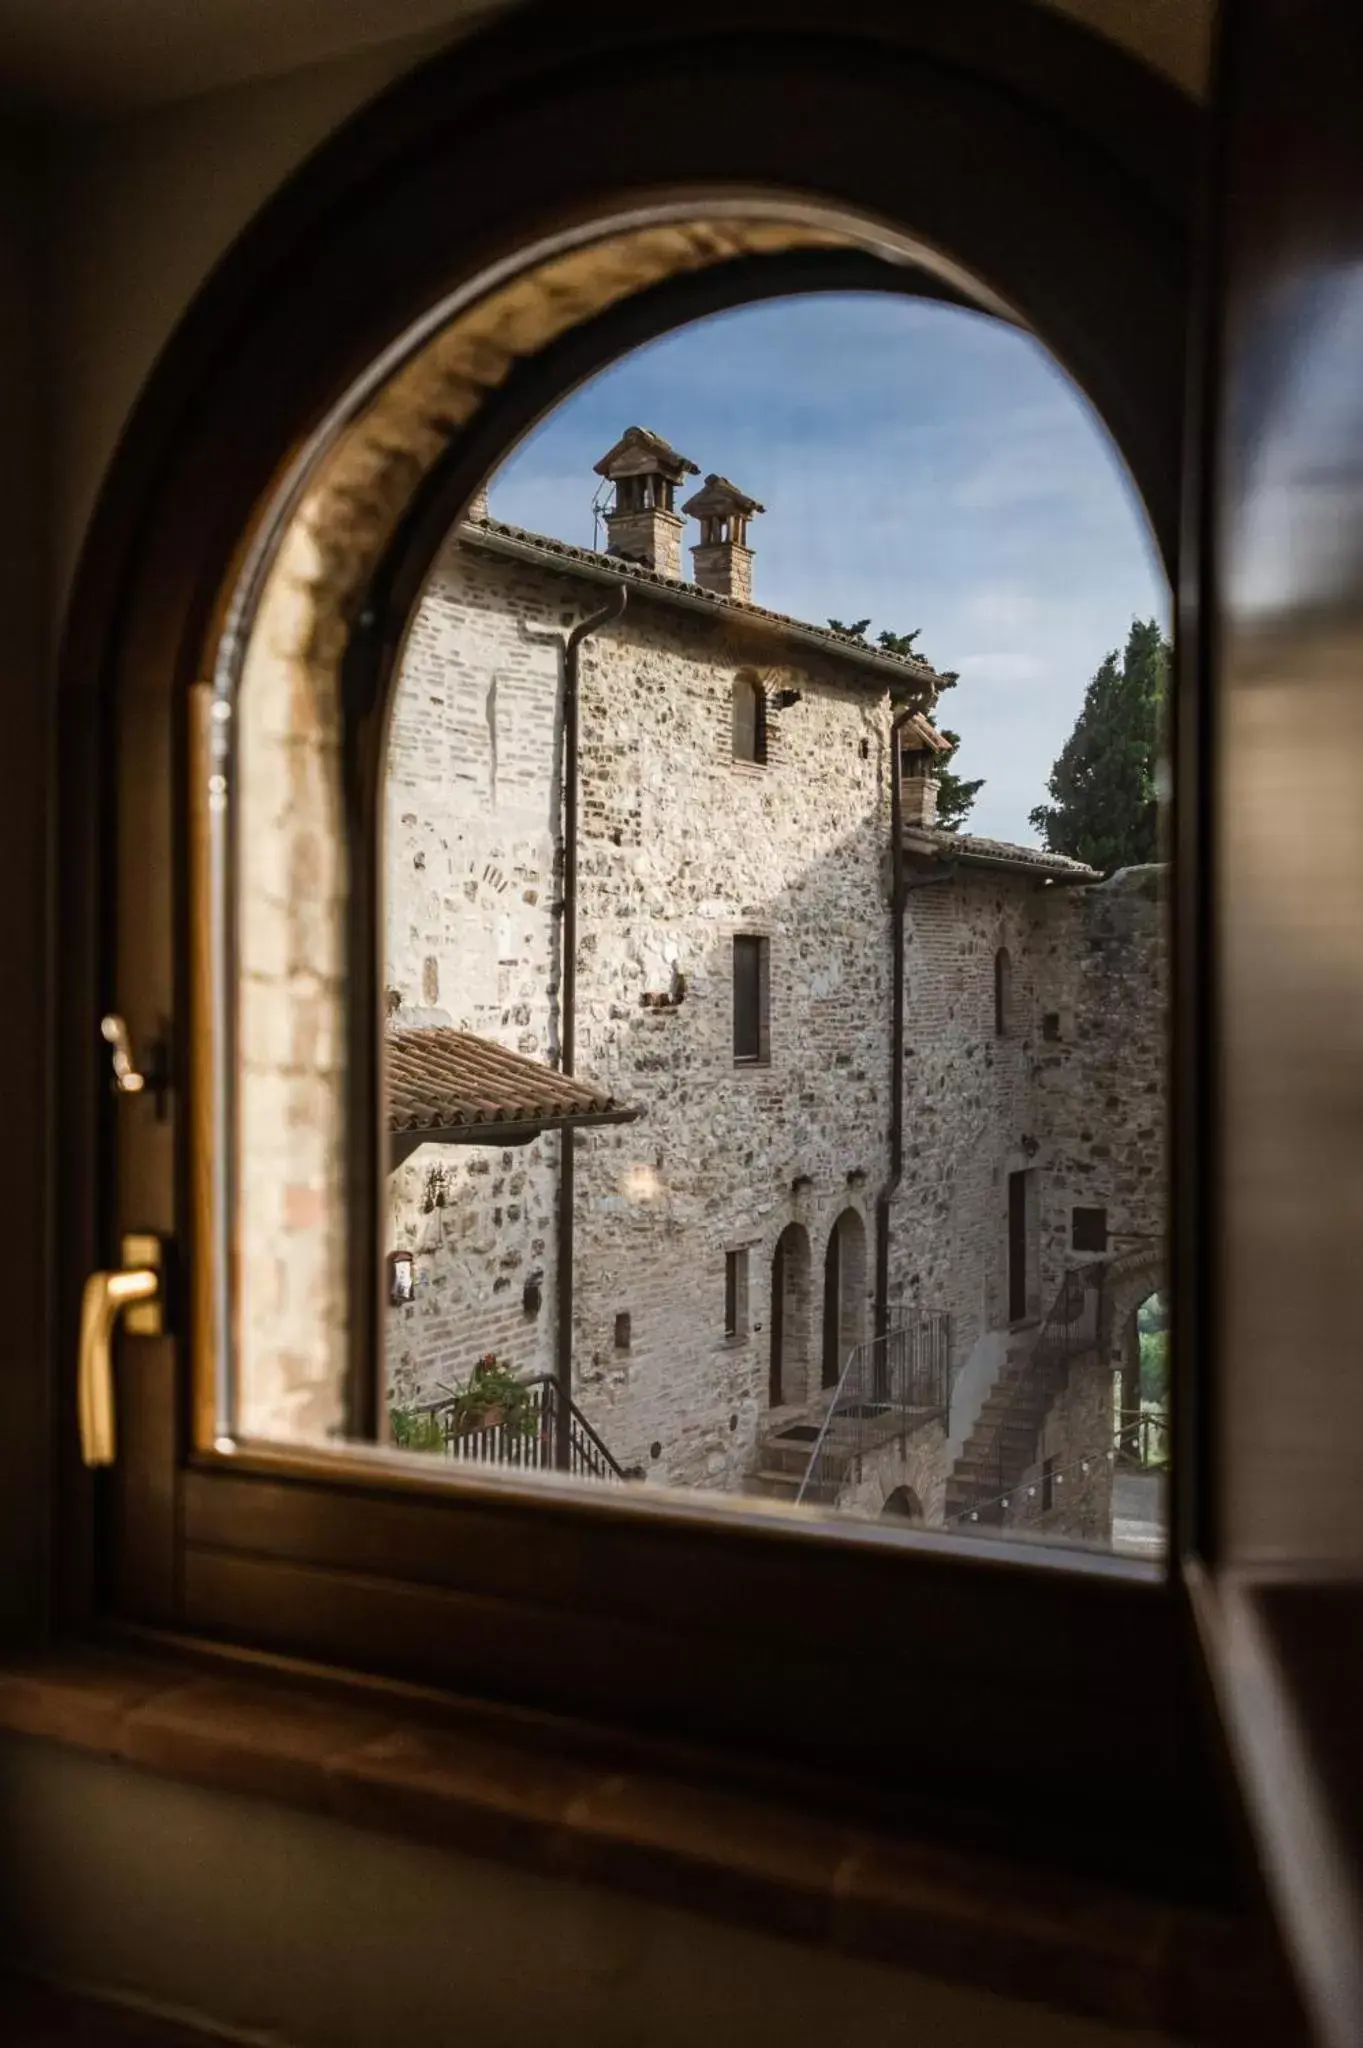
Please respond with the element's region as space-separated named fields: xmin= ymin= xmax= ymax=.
xmin=382 ymin=426 xmax=1166 ymax=1544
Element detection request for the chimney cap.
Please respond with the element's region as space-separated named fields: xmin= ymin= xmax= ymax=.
xmin=594 ymin=425 xmax=698 ymax=483
xmin=900 ymin=711 xmax=951 ymax=755
xmin=682 ymin=472 xmax=765 ymax=519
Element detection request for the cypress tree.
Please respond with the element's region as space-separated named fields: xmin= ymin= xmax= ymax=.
xmin=1029 ymin=619 xmax=1167 ymax=871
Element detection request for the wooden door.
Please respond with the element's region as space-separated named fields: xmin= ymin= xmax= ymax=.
xmin=769 ymin=1236 xmax=786 ymax=1407
xmin=821 ymin=1226 xmax=840 ymax=1389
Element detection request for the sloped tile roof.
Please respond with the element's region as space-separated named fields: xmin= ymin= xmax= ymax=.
xmin=387 ymin=1028 xmax=638 ymax=1138
xmin=904 ymin=826 xmax=1100 ymax=881
xmin=460 ymin=517 xmax=940 ymax=693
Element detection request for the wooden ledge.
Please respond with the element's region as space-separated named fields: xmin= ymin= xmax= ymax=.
xmin=0 ymin=1645 xmax=1293 ymax=2044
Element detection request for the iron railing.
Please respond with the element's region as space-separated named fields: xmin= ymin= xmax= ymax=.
xmin=794 ymin=1311 xmax=951 ymax=1507
xmin=952 ymin=1412 xmax=1168 ymax=1530
xmin=417 ymin=1374 xmax=628 ymax=1482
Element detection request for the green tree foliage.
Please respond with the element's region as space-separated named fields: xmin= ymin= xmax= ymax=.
xmin=932 ymin=729 xmax=985 ymax=833
xmin=1029 ymin=619 xmax=1168 ymax=872
xmin=826 ymin=619 xmax=983 ymax=830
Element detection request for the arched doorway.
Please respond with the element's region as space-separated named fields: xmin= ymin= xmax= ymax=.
xmin=822 ymin=1209 xmax=868 ymax=1389
xmin=769 ymin=1223 xmax=811 ymax=1407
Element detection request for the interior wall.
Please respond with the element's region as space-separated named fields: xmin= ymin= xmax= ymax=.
xmin=41 ymin=0 xmax=1210 ymax=619
xmin=0 ymin=129 xmax=51 ymax=1640
xmin=44 ymin=18 xmax=481 ymax=611
xmin=0 ymin=1735 xmax=1175 ymax=2048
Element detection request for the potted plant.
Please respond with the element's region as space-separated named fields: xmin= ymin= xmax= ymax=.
xmin=387 ymin=1405 xmax=446 ymax=1454
xmin=446 ymin=1353 xmax=535 ymax=1440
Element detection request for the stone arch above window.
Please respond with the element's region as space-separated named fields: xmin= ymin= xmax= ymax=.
xmin=732 ymin=668 xmax=768 ymax=765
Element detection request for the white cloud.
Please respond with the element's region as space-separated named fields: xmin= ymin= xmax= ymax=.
xmin=489 ymin=293 xmax=1168 ymax=844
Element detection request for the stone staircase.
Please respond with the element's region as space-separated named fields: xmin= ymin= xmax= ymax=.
xmin=748 ymin=1406 xmax=843 ymax=1507
xmin=944 ymin=1343 xmax=1053 ymax=1526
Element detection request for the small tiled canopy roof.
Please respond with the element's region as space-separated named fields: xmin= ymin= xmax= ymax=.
xmin=682 ymin=473 xmax=765 ymax=518
xmin=593 ymin=425 xmax=699 ymax=483
xmin=902 ymin=711 xmax=951 ymax=754
xmin=387 ymin=1027 xmax=639 ymax=1144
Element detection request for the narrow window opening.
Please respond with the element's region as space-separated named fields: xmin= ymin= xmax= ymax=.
xmin=994 ymin=946 xmax=1013 ymax=1037
xmin=614 ymin=1310 xmax=632 ymax=1351
xmin=1041 ymin=1455 xmax=1057 ymax=1514
xmin=1072 ymin=1206 xmax=1109 ymax=1253
xmin=732 ymin=672 xmax=767 ymax=764
xmin=724 ymin=1248 xmax=750 ymax=1340
xmin=733 ymin=934 xmax=770 ymax=1063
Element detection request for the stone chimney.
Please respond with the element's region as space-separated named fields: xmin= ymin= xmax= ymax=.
xmin=465 ymin=481 xmax=490 ymax=522
xmin=593 ymin=426 xmax=698 ymax=579
xmin=682 ymin=474 xmax=764 ymax=603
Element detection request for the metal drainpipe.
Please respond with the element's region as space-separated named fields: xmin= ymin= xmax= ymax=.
xmin=874 ymin=714 xmax=957 ymax=1343
xmin=554 ymin=585 xmax=627 ymax=1466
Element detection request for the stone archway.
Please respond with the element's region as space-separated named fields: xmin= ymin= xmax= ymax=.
xmin=769 ymin=1223 xmax=812 ymax=1408
xmin=822 ymin=1208 xmax=868 ymax=1389
xmin=1100 ymin=1248 xmax=1168 ymax=1465
xmin=882 ymin=1485 xmax=924 ymax=1522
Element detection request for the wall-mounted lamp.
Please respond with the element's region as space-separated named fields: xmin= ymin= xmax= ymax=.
xmin=522 ymin=1274 xmax=543 ymax=1317
xmin=1020 ymin=1134 xmax=1041 ymax=1159
xmin=388 ymin=1250 xmax=414 ymax=1306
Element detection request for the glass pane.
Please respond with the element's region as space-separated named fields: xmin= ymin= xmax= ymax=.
xmin=228 ymin=268 xmax=1170 ymax=1559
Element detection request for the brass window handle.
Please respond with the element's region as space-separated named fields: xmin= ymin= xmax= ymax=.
xmin=78 ymin=1234 xmax=165 ymax=1468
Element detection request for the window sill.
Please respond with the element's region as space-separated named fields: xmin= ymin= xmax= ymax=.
xmin=0 ymin=1643 xmax=1290 ymax=2044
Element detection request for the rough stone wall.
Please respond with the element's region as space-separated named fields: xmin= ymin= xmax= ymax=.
xmin=380 ymin=535 xmax=1169 ymax=1511
xmin=834 ymin=1420 xmax=949 ymax=1526
xmin=888 ymin=873 xmax=1044 ymax=1379
xmin=1030 ymin=866 xmax=1167 ymax=1301
xmin=383 ymin=533 xmax=899 ymax=1486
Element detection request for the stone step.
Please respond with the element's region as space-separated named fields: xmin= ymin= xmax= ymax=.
xmin=756 ymin=1435 xmax=857 ymax=1478
xmin=750 ymin=1469 xmax=840 ymax=1507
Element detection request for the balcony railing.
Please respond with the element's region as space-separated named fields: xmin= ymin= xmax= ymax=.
xmin=416 ymin=1374 xmax=628 ymax=1482
xmin=794 ymin=1311 xmax=951 ymax=1508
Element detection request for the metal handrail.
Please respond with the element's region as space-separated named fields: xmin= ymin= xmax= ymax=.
xmin=794 ymin=1310 xmax=950 ymax=1507
xmin=951 ymin=1414 xmax=1166 ymax=1527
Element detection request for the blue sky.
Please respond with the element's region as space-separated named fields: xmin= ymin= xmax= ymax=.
xmin=489 ymin=294 xmax=1166 ymax=845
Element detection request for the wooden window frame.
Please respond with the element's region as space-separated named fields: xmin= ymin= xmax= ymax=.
xmin=38 ymin=0 xmax=1241 ymax=1910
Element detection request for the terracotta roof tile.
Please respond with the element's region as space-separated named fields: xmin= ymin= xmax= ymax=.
xmin=387 ymin=1028 xmax=638 ymax=1138
xmin=460 ymin=517 xmax=940 ymax=692
xmin=904 ymin=827 xmax=1100 ymax=881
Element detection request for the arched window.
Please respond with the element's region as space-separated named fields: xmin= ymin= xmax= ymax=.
xmin=732 ymin=671 xmax=767 ymax=765
xmin=994 ymin=946 xmax=1012 ymax=1037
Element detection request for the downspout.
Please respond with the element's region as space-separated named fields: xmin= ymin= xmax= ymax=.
xmin=874 ymin=714 xmax=956 ymax=1342
xmin=555 ymin=585 xmax=627 ymax=1466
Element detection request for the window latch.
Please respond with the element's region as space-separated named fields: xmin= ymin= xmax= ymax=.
xmin=101 ymin=1013 xmax=171 ymax=1116
xmin=77 ymin=1233 xmax=166 ymax=1467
